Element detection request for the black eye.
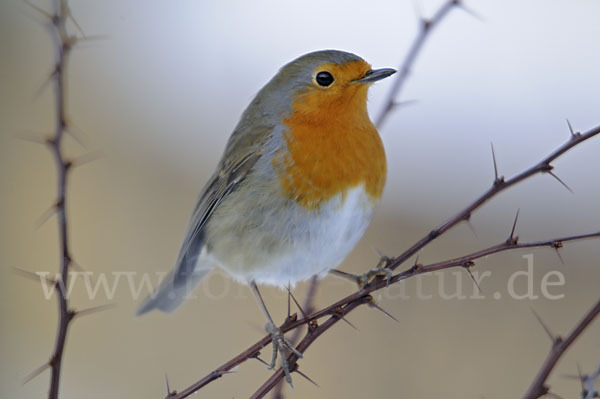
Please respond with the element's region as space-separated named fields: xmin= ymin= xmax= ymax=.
xmin=315 ymin=71 xmax=334 ymax=87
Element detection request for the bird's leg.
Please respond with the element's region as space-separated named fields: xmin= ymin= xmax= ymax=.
xmin=250 ymin=281 xmax=303 ymax=387
xmin=330 ymin=255 xmax=393 ymax=289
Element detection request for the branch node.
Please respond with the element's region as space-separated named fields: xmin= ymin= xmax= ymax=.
xmin=428 ymin=229 xmax=441 ymax=240
xmin=421 ymin=18 xmax=432 ymax=31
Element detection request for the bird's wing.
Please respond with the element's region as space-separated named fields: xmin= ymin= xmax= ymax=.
xmin=172 ymin=125 xmax=271 ymax=286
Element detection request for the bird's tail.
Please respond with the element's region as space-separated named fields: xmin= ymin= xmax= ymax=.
xmin=136 ymin=269 xmax=210 ymax=316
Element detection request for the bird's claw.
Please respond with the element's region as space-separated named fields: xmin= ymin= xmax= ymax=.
xmin=265 ymin=322 xmax=303 ymax=387
xmin=351 ymin=255 xmax=394 ymax=289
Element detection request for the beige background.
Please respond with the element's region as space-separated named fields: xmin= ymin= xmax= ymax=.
xmin=1 ymin=0 xmax=599 ymax=398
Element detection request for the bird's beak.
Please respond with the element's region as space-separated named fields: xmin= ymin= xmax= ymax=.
xmin=355 ymin=68 xmax=396 ymax=84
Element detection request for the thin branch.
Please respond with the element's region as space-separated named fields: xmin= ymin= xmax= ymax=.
xmin=385 ymin=123 xmax=600 ymax=274
xmin=523 ymin=298 xmax=600 ymax=399
xmin=375 ymin=0 xmax=463 ymax=128
xmin=46 ymin=2 xmax=75 ymax=398
xmin=272 ymin=277 xmax=318 ymax=399
xmin=169 ymin=228 xmax=600 ymax=398
xmin=23 ymin=1 xmax=94 ymax=398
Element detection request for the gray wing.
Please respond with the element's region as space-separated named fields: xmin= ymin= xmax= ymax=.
xmin=172 ymin=150 xmax=262 ymax=286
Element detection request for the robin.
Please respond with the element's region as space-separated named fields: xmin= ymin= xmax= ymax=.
xmin=137 ymin=49 xmax=395 ymax=385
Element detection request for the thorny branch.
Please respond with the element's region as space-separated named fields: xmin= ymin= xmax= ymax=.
xmin=20 ymin=1 xmax=106 ymax=398
xmin=270 ymin=277 xmax=319 ymax=399
xmin=169 ymin=186 xmax=600 ymax=399
xmin=524 ymin=299 xmax=600 ymax=399
xmin=375 ymin=0 xmax=463 ymax=128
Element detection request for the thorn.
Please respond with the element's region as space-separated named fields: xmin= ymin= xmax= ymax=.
xmin=14 ymin=267 xmax=56 ymax=285
xmin=214 ymin=370 xmax=235 ymax=377
xmin=63 ymin=124 xmax=88 ymax=148
xmin=72 ymin=303 xmax=115 ymax=319
xmin=577 ymin=363 xmax=587 ymax=392
xmin=287 ymin=285 xmax=291 ymax=319
xmin=73 ymin=34 xmax=110 ymax=44
xmin=69 ymin=259 xmax=84 ymax=272
xmin=14 ymin=131 xmax=50 ymax=146
xmin=294 ymin=367 xmax=319 ymax=388
xmin=286 ymin=286 xmax=307 ymax=319
xmin=35 ymin=202 xmax=58 ymax=229
xmin=253 ymin=356 xmax=270 ymax=367
xmin=553 ymin=245 xmax=565 ymax=265
xmin=24 ymin=0 xmax=52 ymax=20
xmin=23 ymin=361 xmax=51 ymax=384
xmin=566 ymin=119 xmax=576 ymax=137
xmin=67 ymin=10 xmax=85 ymax=37
xmin=463 ymin=264 xmax=482 ymax=294
xmin=71 ymin=150 xmax=103 ymax=168
xmin=531 ymin=308 xmax=555 ymax=342
xmin=333 ymin=310 xmax=359 ymax=331
xmin=547 ymin=170 xmax=574 ymax=193
xmin=465 ymin=218 xmax=478 ymax=240
xmin=33 ymin=64 xmax=60 ymax=101
xmin=409 ymin=255 xmax=423 ymax=273
xmin=251 ymin=354 xmax=270 ymax=367
xmin=367 ymin=297 xmax=400 ymax=324
xmin=456 ymin=2 xmax=485 ymax=22
xmin=371 ymin=247 xmax=386 ymax=259
xmin=165 ymin=373 xmax=172 ymax=396
xmin=507 ymin=209 xmax=520 ymax=243
xmin=410 ymin=0 xmax=424 ymax=20
xmin=490 ymin=142 xmax=503 ymax=185
xmin=392 ymin=99 xmax=418 ymax=111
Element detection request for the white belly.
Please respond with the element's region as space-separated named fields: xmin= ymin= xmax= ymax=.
xmin=209 ymin=185 xmax=376 ymax=287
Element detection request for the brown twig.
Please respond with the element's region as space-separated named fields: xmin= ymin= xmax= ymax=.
xmin=375 ymin=0 xmax=462 ymax=128
xmin=523 ymin=298 xmax=600 ymax=399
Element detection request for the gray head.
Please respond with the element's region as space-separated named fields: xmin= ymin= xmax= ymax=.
xmin=241 ymin=50 xmax=396 ymax=122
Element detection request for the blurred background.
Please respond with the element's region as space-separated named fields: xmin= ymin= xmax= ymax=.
xmin=1 ymin=0 xmax=599 ymax=398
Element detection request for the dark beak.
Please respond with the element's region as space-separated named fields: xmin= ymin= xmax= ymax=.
xmin=355 ymin=68 xmax=396 ymax=84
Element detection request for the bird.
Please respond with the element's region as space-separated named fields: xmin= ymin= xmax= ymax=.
xmin=137 ymin=49 xmax=395 ymax=385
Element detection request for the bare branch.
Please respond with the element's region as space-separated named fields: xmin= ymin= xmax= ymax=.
xmin=170 ymin=227 xmax=600 ymax=398
xmin=385 ymin=123 xmax=600 ymax=275
xmin=22 ymin=1 xmax=101 ymax=397
xmin=375 ymin=0 xmax=464 ymax=128
xmin=524 ymin=298 xmax=600 ymax=399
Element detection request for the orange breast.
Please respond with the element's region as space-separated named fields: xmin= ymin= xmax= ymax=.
xmin=274 ymin=83 xmax=386 ymax=210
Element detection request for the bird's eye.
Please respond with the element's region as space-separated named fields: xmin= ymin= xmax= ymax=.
xmin=315 ymin=71 xmax=334 ymax=87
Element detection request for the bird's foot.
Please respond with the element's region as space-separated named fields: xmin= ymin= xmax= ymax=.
xmin=265 ymin=322 xmax=303 ymax=387
xmin=331 ymin=255 xmax=393 ymax=289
